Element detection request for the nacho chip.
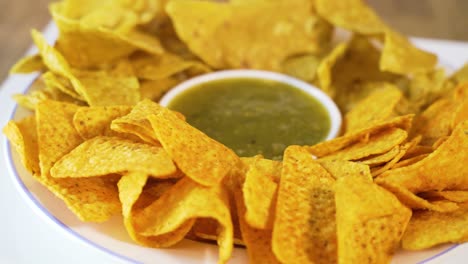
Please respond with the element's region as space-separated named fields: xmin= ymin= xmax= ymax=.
xmin=36 ymin=100 xmax=121 ymax=222
xmin=73 ymin=105 xmax=132 ymax=139
xmin=273 ymin=146 xmax=336 ymax=264
xmin=402 ymin=204 xmax=468 ymax=250
xmin=148 ymin=107 xmax=240 ymax=186
xmin=316 ymin=42 xmax=348 ymax=96
xmin=282 ymin=54 xmax=321 ymax=82
xmin=140 ymin=77 xmax=180 ymax=101
xmin=316 ymin=0 xmax=386 ymax=35
xmin=3 ymin=116 xmax=40 ymax=175
xmin=359 ymin=146 xmax=401 ymax=167
xmin=419 ymin=191 xmax=468 ymax=204
xmin=51 ymin=136 xmax=177 ymax=178
xmin=134 ymin=177 xmax=233 ymax=263
xmin=377 ymin=121 xmax=468 ymax=194
xmin=335 ymin=175 xmax=411 ymax=263
xmin=36 ymin=100 xmax=83 ymax=175
xmin=319 ymin=160 xmax=372 ymax=180
xmin=117 ymin=172 xmax=190 ymax=247
xmin=344 ymin=84 xmax=403 ymax=133
xmin=321 ymin=127 xmax=407 ymax=161
xmin=71 ymin=61 xmax=140 ymax=106
xmin=407 ymin=68 xmax=447 ymax=109
xmin=243 ymin=157 xmax=281 ymax=229
xmin=234 ymin=186 xmax=280 ymax=264
xmin=307 ymin=114 xmax=413 ymax=157
xmin=131 ymin=52 xmax=210 ymax=81
xmin=42 ymin=71 xmax=83 ymax=100
xmin=380 ymin=30 xmax=437 ymax=74
xmin=10 ymin=54 xmax=46 ymax=74
xmin=167 ymin=0 xmax=330 ymax=70
xmin=111 ymin=99 xmax=177 ymax=144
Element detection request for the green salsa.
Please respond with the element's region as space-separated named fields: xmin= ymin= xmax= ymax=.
xmin=167 ymin=78 xmax=331 ymax=160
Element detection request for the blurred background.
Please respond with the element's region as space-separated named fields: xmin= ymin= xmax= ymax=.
xmin=1 ymin=0 xmax=467 ymax=81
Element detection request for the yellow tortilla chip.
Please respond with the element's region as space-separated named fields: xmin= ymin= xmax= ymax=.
xmin=419 ymin=191 xmax=468 ymax=204
xmin=111 ymin=99 xmax=175 ymax=144
xmin=51 ymin=2 xmax=164 ymax=68
xmin=148 ymin=107 xmax=240 ymax=186
xmin=234 ymin=186 xmax=280 ymax=264
xmin=321 ymin=127 xmax=407 ymax=161
xmin=273 ymin=146 xmax=336 ymax=264
xmin=345 ymin=84 xmax=403 ymax=134
xmin=36 ymin=100 xmax=121 ymax=222
xmin=392 ymin=154 xmax=429 ymax=169
xmin=316 ymin=42 xmax=348 ymax=96
xmin=307 ymin=114 xmax=413 ymax=157
xmin=42 ymin=71 xmax=83 ymax=101
xmin=51 ymin=136 xmax=177 ymax=178
xmin=402 ymin=204 xmax=468 ymax=250
xmin=131 ymin=52 xmax=210 ymax=81
xmin=380 ymin=29 xmax=437 ymax=74
xmin=316 ymin=0 xmax=387 ymax=35
xmin=359 ymin=146 xmax=401 ymax=167
xmin=140 ymin=77 xmax=180 ymax=101
xmin=134 ymin=177 xmax=233 ymax=263
xmin=3 ymin=116 xmax=40 ymax=175
xmin=243 ymin=157 xmax=281 ymax=229
xmin=167 ymin=0 xmax=330 ymax=70
xmin=117 ymin=172 xmax=190 ymax=247
xmin=71 ymin=61 xmax=140 ymax=106
xmin=36 ymin=100 xmax=83 ymax=175
xmin=10 ymin=54 xmax=46 ymax=74
xmin=376 ymin=181 xmax=459 ymax=212
xmin=377 ymin=121 xmax=468 ymax=194
xmin=73 ymin=105 xmax=132 ymax=139
xmin=282 ymin=54 xmax=321 ymax=82
xmin=407 ymin=68 xmax=447 ymax=109
xmin=336 ymin=175 xmax=411 ymax=263
xmin=319 ymin=160 xmax=372 ymax=181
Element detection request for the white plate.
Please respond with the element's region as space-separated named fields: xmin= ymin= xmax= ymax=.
xmin=1 ymin=22 xmax=468 ymax=264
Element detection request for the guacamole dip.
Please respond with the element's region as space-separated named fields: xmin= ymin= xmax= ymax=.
xmin=167 ymin=78 xmax=331 ymax=160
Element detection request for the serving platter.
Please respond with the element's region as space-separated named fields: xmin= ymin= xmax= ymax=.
xmin=1 ymin=22 xmax=468 ymax=263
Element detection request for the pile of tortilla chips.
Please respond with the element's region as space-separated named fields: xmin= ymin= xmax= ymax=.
xmin=4 ymin=0 xmax=468 ymax=263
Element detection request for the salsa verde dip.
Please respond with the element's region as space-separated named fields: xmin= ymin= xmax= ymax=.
xmin=161 ymin=70 xmax=341 ymax=160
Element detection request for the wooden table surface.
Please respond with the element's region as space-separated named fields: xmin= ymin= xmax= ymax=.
xmin=1 ymin=0 xmax=468 ymax=82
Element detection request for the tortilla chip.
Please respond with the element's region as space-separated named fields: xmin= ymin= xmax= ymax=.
xmin=319 ymin=160 xmax=372 ymax=180
xmin=36 ymin=100 xmax=83 ymax=175
xmin=243 ymin=157 xmax=281 ymax=229
xmin=335 ymin=175 xmax=411 ymax=263
xmin=419 ymin=191 xmax=468 ymax=204
xmin=345 ymin=84 xmax=403 ymax=134
xmin=71 ymin=62 xmax=140 ymax=106
xmin=10 ymin=54 xmax=46 ymax=74
xmin=42 ymin=71 xmax=83 ymax=100
xmin=316 ymin=0 xmax=387 ymax=35
xmin=134 ymin=177 xmax=233 ymax=263
xmin=139 ymin=77 xmax=180 ymax=101
xmin=407 ymin=68 xmax=447 ymax=109
xmin=3 ymin=116 xmax=40 ymax=175
xmin=167 ymin=0 xmax=331 ymax=70
xmin=359 ymin=146 xmax=401 ymax=167
xmin=131 ymin=52 xmax=210 ymax=81
xmin=402 ymin=204 xmax=468 ymax=250
xmin=380 ymin=30 xmax=437 ymax=74
xmin=148 ymin=107 xmax=240 ymax=186
xmin=273 ymin=146 xmax=336 ymax=264
xmin=282 ymin=54 xmax=321 ymax=82
xmin=51 ymin=136 xmax=177 ymax=178
xmin=377 ymin=121 xmax=468 ymax=194
xmin=36 ymin=100 xmax=121 ymax=222
xmin=321 ymin=127 xmax=407 ymax=161
xmin=117 ymin=172 xmax=190 ymax=247
xmin=73 ymin=105 xmax=132 ymax=139
xmin=234 ymin=186 xmax=280 ymax=264
xmin=307 ymin=114 xmax=413 ymax=157
xmin=316 ymin=42 xmax=348 ymax=96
